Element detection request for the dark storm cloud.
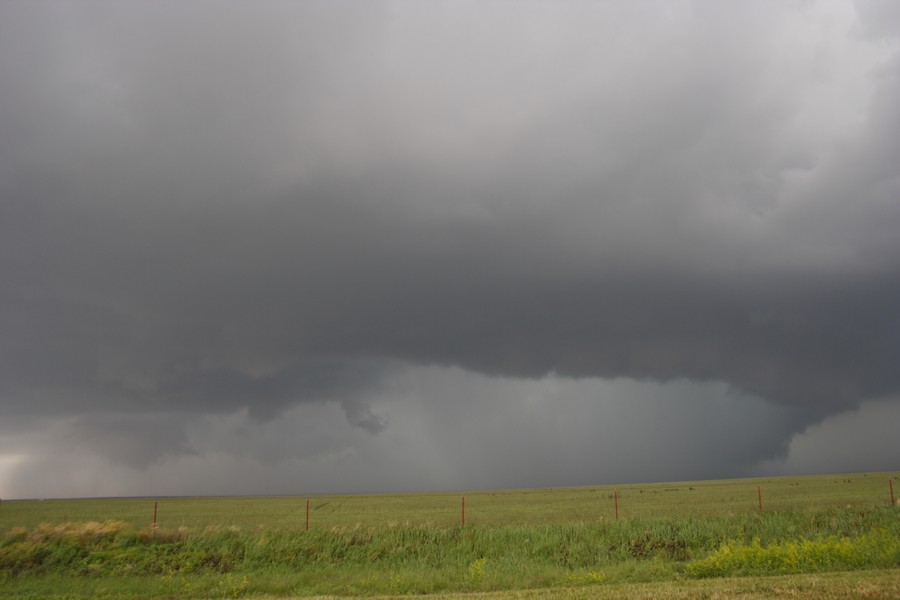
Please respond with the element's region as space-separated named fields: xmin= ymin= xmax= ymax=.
xmin=1 ymin=374 xmax=811 ymax=498
xmin=1 ymin=1 xmax=899 ymax=493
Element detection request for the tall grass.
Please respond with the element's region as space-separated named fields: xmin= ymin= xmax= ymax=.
xmin=684 ymin=529 xmax=900 ymax=578
xmin=2 ymin=506 xmax=898 ymax=597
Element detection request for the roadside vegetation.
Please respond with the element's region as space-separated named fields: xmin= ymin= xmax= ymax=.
xmin=1 ymin=472 xmax=898 ymax=598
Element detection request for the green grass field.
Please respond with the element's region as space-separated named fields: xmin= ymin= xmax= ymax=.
xmin=1 ymin=471 xmax=898 ymax=599
xmin=3 ymin=471 xmax=896 ymax=530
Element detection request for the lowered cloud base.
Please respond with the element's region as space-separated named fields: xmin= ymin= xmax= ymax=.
xmin=1 ymin=368 xmax=894 ymax=499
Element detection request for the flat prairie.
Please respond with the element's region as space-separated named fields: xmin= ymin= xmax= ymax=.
xmin=2 ymin=471 xmax=896 ymax=530
xmin=1 ymin=471 xmax=898 ymax=599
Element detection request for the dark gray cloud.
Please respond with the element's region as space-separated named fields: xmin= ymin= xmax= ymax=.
xmin=1 ymin=1 xmax=899 ymax=497
xmin=1 ymin=372 xmax=810 ymax=498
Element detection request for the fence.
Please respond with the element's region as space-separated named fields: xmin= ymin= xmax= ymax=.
xmin=0 ymin=472 xmax=896 ymax=532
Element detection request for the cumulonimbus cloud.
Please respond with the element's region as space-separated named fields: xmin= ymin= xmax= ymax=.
xmin=0 ymin=1 xmax=898 ymax=483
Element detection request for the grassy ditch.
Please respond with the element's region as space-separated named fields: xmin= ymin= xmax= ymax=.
xmin=1 ymin=505 xmax=898 ymax=598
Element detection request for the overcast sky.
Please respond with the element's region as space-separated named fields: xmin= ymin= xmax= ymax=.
xmin=1 ymin=0 xmax=899 ymax=499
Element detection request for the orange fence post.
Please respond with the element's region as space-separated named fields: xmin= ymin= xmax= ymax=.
xmin=461 ymin=493 xmax=465 ymax=528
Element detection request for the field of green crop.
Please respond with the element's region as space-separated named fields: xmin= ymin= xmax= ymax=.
xmin=1 ymin=471 xmax=898 ymax=599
